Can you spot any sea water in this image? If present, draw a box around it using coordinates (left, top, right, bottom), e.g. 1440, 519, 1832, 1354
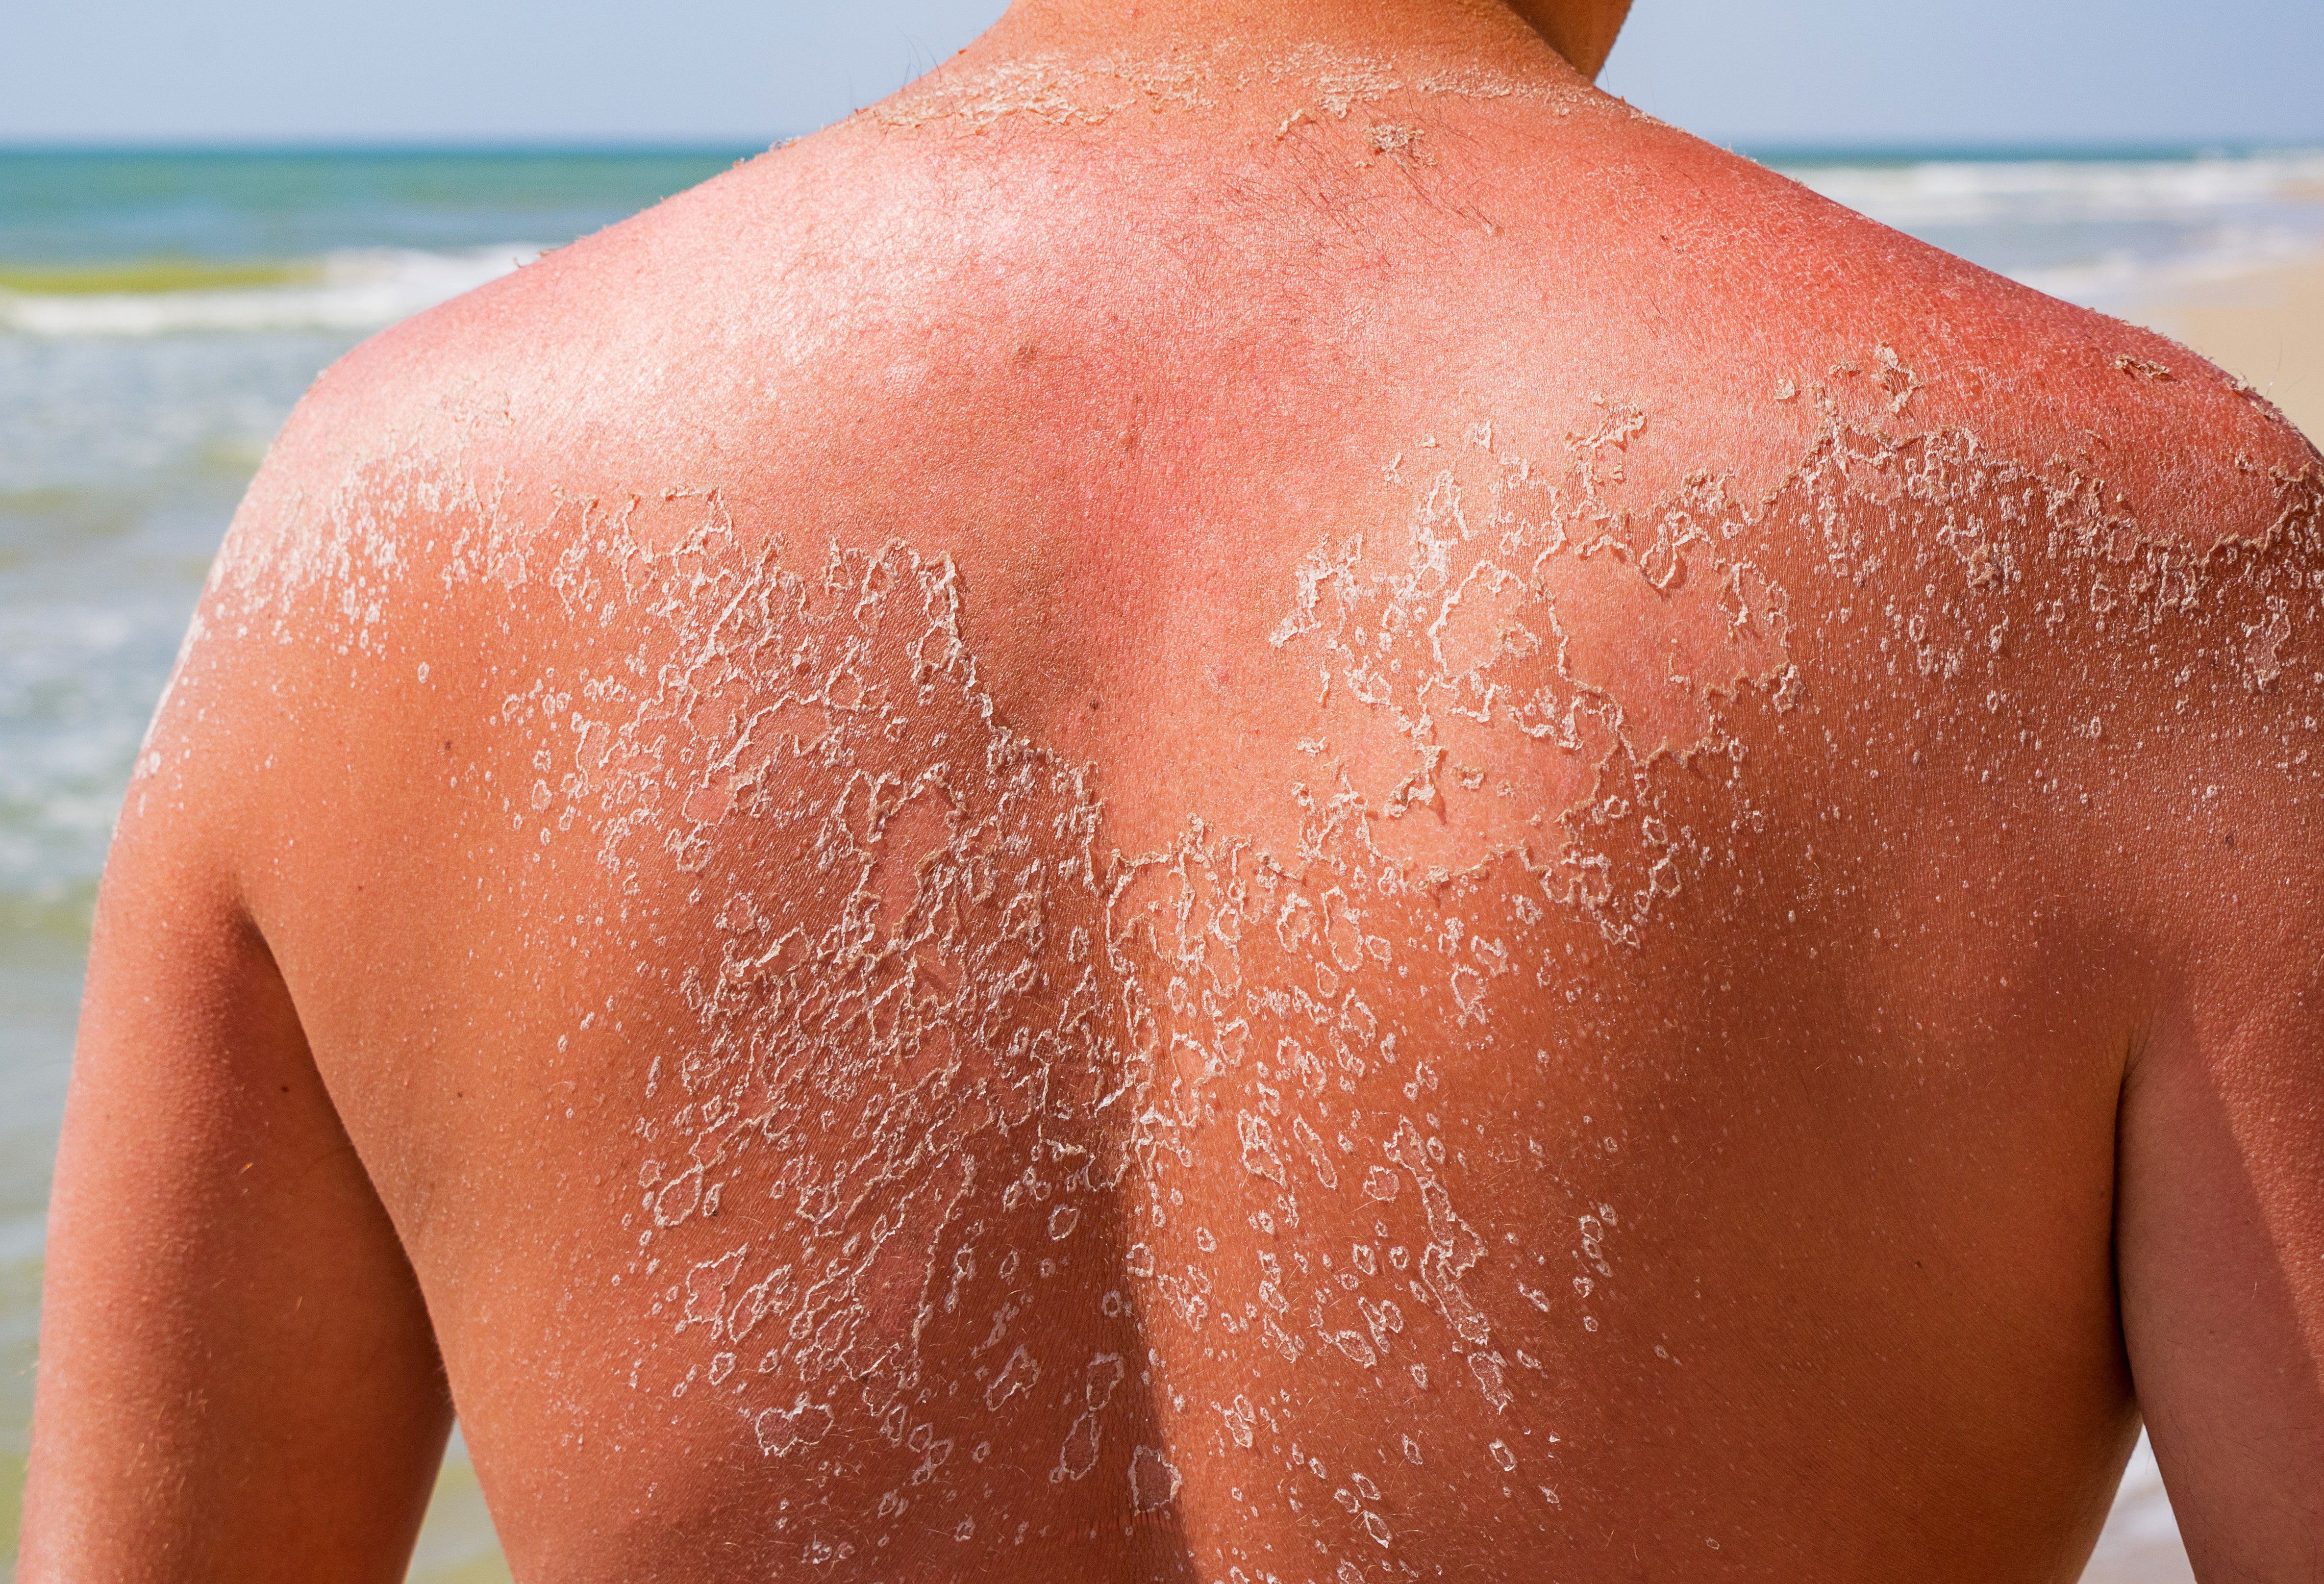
3, 140, 2319, 1581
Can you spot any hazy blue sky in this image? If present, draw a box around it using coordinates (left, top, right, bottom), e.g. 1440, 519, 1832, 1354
2, 0, 2318, 148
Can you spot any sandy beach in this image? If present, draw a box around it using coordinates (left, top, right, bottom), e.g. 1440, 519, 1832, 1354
2132, 251, 2324, 446
2076, 1433, 2195, 1584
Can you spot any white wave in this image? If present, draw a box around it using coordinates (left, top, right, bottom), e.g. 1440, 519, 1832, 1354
1774, 149, 2324, 230
2015, 230, 2324, 313
0, 244, 544, 339
1766, 148, 2324, 313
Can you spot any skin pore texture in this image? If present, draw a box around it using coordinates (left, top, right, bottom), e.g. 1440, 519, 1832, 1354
22, 1, 2324, 1581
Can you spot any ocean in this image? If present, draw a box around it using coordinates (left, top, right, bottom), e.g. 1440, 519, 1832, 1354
4, 140, 2319, 1580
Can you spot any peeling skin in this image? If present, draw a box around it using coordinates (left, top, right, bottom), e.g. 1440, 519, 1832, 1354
60, 17, 2324, 1584
154, 366, 2324, 1576
873, 40, 1608, 134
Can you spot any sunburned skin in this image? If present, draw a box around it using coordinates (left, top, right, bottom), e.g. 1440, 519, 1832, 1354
24, 6, 2324, 1583
871, 39, 1602, 130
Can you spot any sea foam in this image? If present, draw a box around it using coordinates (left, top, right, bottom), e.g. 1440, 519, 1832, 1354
0, 244, 541, 338
1775, 147, 2324, 311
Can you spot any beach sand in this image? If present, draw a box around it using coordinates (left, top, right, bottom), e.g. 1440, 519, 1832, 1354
2079, 1434, 2194, 1583
2131, 252, 2324, 447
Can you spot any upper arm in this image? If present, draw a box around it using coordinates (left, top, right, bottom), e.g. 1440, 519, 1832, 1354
20, 530, 452, 1582
2119, 940, 2324, 1579
2113, 432, 2324, 1580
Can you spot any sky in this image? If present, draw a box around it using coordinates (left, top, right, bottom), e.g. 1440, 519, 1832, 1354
1, 0, 2319, 149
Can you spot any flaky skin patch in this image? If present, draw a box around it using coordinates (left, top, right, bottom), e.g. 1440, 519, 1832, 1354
151, 366, 2324, 1574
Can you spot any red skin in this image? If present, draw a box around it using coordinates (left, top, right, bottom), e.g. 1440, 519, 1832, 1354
24, 9, 2324, 1581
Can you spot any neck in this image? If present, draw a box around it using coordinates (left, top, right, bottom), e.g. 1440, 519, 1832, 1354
979, 0, 1625, 82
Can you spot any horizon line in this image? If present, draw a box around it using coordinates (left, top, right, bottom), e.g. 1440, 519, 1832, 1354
0, 133, 2319, 162
0, 137, 786, 155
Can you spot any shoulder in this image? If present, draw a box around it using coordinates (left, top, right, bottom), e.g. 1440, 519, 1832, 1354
1582, 125, 2324, 831
250, 130, 896, 504
1548, 122, 2324, 653
1614, 118, 2315, 496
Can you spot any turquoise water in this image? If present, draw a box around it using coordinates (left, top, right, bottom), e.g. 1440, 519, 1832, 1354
0, 147, 754, 263
10, 139, 2314, 1579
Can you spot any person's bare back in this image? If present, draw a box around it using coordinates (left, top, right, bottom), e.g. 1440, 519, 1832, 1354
24, 3, 2324, 1580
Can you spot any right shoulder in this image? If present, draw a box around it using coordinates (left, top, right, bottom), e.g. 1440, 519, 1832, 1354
1615, 128, 2324, 881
